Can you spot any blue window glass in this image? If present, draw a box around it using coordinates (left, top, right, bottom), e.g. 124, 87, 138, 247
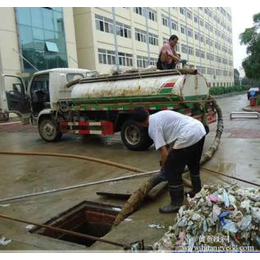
34, 41, 45, 51
55, 33, 66, 53
53, 7, 62, 12
34, 50, 47, 70
16, 7, 31, 26
44, 30, 55, 41
33, 28, 44, 40
54, 11, 64, 33
43, 8, 54, 31
16, 7, 68, 72
19, 25, 33, 46
31, 8, 43, 28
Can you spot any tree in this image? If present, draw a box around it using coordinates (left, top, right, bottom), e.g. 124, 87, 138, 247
241, 77, 250, 86
240, 13, 260, 82
234, 68, 240, 85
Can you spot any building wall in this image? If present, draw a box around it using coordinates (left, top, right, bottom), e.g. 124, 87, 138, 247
73, 7, 234, 87
0, 7, 22, 75
63, 7, 79, 68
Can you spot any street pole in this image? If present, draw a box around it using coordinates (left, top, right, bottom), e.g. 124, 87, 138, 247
144, 7, 151, 65
112, 7, 120, 71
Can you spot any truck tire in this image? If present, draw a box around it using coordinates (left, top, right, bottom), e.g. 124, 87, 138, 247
121, 120, 153, 151
38, 118, 62, 142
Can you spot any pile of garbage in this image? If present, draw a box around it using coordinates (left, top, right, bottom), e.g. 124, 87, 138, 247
153, 185, 260, 252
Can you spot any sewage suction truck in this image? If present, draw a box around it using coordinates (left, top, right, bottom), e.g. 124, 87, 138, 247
3, 68, 216, 150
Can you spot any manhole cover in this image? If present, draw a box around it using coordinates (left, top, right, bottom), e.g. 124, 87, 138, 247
31, 201, 121, 247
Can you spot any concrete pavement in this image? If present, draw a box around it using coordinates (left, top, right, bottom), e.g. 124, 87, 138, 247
0, 93, 259, 251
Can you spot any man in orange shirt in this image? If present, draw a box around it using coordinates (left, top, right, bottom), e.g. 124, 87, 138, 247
157, 35, 180, 70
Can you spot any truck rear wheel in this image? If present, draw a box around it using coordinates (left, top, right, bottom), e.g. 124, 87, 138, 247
121, 120, 153, 151
38, 118, 62, 142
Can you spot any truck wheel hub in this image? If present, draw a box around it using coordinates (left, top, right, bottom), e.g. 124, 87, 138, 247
43, 123, 55, 136
125, 125, 140, 145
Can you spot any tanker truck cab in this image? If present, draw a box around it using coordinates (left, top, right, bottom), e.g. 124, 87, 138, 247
4, 68, 93, 131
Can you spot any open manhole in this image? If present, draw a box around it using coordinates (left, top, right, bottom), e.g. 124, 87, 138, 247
31, 201, 121, 247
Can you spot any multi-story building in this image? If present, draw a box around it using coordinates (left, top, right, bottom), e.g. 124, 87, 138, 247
0, 7, 78, 88
74, 7, 234, 87
0, 7, 234, 89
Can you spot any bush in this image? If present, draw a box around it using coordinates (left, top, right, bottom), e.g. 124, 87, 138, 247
209, 85, 250, 95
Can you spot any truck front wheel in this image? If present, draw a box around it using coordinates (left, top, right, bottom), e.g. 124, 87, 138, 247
38, 118, 62, 142
121, 120, 153, 151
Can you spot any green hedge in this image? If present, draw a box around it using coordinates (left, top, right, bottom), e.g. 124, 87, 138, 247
209, 85, 250, 95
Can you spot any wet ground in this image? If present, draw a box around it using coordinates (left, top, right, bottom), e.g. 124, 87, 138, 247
0, 93, 260, 251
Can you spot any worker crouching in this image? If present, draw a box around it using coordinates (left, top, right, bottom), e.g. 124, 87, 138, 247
131, 107, 206, 214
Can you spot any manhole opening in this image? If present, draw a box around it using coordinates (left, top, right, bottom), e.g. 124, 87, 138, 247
31, 201, 121, 247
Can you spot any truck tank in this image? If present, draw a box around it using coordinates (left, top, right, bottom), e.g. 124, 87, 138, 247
70, 69, 209, 100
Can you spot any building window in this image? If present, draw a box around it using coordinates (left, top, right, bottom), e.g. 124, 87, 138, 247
171, 20, 178, 31
187, 11, 192, 19
181, 25, 185, 34
98, 48, 116, 65
199, 19, 204, 27
133, 7, 144, 16
118, 52, 133, 66
95, 15, 114, 34
148, 33, 158, 46
197, 66, 206, 74
45, 41, 58, 52
180, 7, 185, 15
137, 55, 148, 68
99, 49, 133, 67
162, 15, 169, 27
163, 37, 168, 44
206, 38, 213, 47
187, 28, 193, 38
149, 57, 157, 66
181, 44, 187, 54
135, 28, 147, 43
188, 46, 194, 55
116, 22, 131, 38
194, 15, 198, 23
16, 7, 68, 72
195, 32, 199, 41
216, 69, 222, 76
207, 53, 214, 61
196, 49, 205, 58
207, 68, 215, 75
148, 8, 157, 21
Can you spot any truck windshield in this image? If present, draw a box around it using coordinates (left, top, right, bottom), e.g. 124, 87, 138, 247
30, 74, 50, 115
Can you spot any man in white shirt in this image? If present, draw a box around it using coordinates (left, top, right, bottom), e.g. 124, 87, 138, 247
131, 107, 206, 213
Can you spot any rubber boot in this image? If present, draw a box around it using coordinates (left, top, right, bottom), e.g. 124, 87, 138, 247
185, 175, 201, 198
159, 185, 184, 214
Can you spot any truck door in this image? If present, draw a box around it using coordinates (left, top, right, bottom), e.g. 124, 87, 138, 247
4, 75, 31, 118
29, 74, 50, 116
